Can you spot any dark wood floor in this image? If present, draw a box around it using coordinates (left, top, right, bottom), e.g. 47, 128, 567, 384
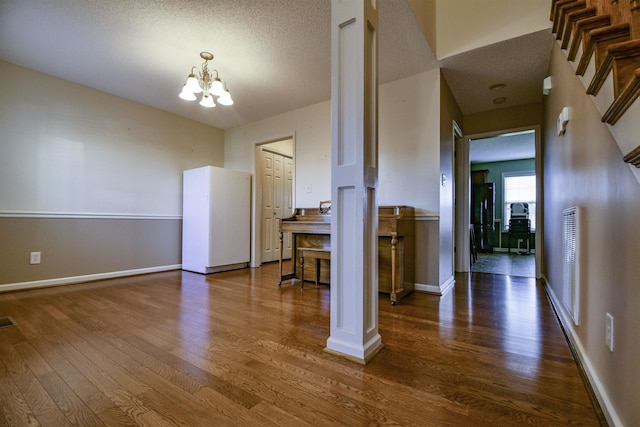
0, 264, 603, 426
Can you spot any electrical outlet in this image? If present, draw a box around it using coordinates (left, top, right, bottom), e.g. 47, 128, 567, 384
605, 312, 614, 352
30, 251, 41, 265
305, 184, 312, 193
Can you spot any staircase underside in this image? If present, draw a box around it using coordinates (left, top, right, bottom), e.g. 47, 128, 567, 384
551, 0, 640, 170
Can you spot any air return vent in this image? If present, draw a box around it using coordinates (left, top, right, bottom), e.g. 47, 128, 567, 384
0, 317, 17, 329
562, 207, 581, 325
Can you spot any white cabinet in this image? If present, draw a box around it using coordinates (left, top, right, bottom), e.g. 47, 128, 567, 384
182, 166, 251, 274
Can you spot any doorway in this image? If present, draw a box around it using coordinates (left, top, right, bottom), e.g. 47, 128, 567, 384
259, 139, 294, 264
456, 127, 541, 278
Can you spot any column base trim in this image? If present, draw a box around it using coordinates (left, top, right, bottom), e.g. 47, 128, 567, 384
325, 334, 384, 365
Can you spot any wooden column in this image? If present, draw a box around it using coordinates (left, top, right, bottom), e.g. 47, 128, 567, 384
325, 0, 382, 364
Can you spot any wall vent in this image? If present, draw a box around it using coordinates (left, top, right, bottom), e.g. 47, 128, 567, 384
562, 207, 581, 325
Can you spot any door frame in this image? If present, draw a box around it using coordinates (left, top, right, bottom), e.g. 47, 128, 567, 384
455, 125, 542, 278
452, 122, 466, 273
253, 136, 295, 267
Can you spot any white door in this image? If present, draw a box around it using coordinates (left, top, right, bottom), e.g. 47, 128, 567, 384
261, 149, 293, 262
283, 156, 293, 258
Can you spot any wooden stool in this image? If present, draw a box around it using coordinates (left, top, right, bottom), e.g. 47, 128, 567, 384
298, 247, 330, 289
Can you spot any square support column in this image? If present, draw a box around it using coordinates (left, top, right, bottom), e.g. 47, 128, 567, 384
325, 0, 382, 364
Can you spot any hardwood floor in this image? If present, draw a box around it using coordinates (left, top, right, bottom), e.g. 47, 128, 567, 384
0, 264, 603, 426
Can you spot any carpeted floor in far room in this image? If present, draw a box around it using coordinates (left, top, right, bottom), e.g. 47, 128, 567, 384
471, 251, 535, 277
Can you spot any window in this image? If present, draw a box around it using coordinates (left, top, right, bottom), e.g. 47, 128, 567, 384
503, 171, 536, 231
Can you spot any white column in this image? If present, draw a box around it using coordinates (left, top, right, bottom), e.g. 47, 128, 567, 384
325, 0, 382, 364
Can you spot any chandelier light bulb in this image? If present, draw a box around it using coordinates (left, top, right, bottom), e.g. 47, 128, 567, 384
178, 85, 197, 101
185, 74, 202, 94
210, 77, 225, 97
199, 93, 216, 108
217, 89, 233, 106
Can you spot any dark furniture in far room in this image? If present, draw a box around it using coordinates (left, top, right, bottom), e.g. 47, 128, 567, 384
508, 218, 531, 254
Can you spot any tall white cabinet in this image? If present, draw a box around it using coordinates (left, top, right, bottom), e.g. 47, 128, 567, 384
182, 166, 251, 274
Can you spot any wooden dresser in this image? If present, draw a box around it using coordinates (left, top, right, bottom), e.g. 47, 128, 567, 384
278, 205, 415, 304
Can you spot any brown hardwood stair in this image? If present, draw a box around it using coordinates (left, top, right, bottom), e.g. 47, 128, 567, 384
563, 6, 597, 50
568, 14, 612, 62
551, 0, 640, 168
556, 1, 588, 42
552, 0, 587, 40
603, 66, 640, 124
579, 23, 630, 78
623, 143, 640, 166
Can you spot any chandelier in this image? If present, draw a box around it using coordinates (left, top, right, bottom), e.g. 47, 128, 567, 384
179, 51, 233, 108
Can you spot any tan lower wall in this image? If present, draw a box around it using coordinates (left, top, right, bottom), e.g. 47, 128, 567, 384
414, 218, 439, 289
0, 217, 181, 286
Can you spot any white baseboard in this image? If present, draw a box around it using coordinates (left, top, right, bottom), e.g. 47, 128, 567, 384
414, 276, 455, 296
414, 283, 439, 293
542, 276, 622, 427
0, 264, 182, 293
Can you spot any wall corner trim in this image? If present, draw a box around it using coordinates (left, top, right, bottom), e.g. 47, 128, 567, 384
415, 276, 455, 296
0, 265, 182, 293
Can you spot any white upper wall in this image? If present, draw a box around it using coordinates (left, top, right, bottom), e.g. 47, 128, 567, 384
0, 61, 225, 217
224, 100, 331, 208
378, 70, 441, 214
225, 69, 442, 216
435, 0, 550, 59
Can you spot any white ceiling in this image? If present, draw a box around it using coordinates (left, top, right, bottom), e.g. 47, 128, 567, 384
470, 131, 536, 164
0, 0, 553, 131
440, 30, 554, 115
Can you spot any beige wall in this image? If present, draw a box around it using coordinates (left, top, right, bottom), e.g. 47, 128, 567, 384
0, 61, 225, 286
225, 70, 442, 288
0, 218, 180, 286
225, 101, 331, 208
407, 0, 436, 54
435, 0, 551, 59
543, 43, 640, 426
464, 102, 543, 136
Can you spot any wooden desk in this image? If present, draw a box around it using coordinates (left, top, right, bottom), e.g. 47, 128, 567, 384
278, 206, 415, 304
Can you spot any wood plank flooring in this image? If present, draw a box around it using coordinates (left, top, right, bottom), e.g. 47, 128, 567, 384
0, 264, 603, 426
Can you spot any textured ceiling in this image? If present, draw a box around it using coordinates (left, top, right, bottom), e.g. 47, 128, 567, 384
0, 1, 551, 130
440, 30, 554, 115
470, 131, 536, 163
